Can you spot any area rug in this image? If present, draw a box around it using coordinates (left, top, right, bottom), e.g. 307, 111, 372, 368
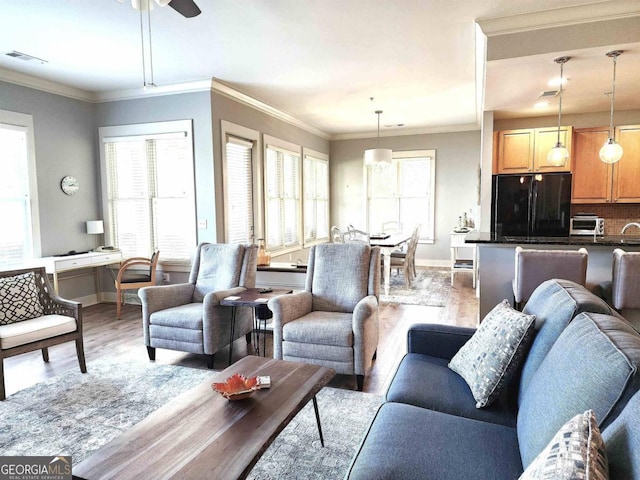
381, 268, 451, 307
0, 356, 382, 479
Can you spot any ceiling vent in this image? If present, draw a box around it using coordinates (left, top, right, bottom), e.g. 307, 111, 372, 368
538, 90, 559, 99
4, 51, 48, 64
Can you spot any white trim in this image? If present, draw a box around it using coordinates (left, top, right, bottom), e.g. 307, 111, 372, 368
332, 123, 480, 140
263, 135, 302, 156
477, 3, 640, 37
0, 109, 41, 258
220, 120, 263, 243
94, 79, 212, 102
212, 80, 330, 140
303, 148, 329, 161
0, 67, 94, 102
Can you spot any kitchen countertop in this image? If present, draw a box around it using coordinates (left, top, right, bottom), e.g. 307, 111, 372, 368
465, 232, 640, 247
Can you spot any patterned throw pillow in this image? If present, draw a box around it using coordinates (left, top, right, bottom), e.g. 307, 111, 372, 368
449, 299, 536, 408
0, 272, 44, 325
520, 410, 609, 480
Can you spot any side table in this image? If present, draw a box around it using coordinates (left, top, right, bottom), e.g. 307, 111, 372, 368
221, 288, 293, 364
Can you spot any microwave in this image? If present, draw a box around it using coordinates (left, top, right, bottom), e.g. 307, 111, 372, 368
570, 216, 605, 236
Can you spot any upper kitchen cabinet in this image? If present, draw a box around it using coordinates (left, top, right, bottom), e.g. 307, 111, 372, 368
495, 127, 572, 174
612, 125, 640, 203
572, 127, 613, 204
572, 124, 640, 204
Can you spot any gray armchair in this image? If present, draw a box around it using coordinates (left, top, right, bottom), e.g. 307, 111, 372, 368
139, 242, 257, 368
267, 243, 380, 391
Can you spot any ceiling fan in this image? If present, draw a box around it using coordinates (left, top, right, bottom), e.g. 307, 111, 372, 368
119, 0, 201, 18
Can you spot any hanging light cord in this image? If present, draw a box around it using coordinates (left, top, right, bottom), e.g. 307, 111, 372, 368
147, 3, 155, 86
375, 110, 382, 147
139, 7, 146, 86
608, 53, 618, 140
556, 60, 564, 146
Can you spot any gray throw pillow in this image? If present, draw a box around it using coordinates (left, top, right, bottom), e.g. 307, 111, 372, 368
0, 272, 44, 325
519, 410, 609, 480
449, 299, 536, 408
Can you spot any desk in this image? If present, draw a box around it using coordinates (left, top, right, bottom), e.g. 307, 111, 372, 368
40, 251, 123, 293
450, 232, 477, 288
370, 233, 412, 295
220, 288, 293, 364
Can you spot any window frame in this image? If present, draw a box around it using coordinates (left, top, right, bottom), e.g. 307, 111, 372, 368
302, 147, 330, 248
0, 109, 41, 264
365, 149, 436, 243
220, 120, 262, 244
263, 135, 302, 257
98, 120, 197, 265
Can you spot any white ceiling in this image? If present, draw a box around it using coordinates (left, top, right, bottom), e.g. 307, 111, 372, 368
1, 0, 639, 137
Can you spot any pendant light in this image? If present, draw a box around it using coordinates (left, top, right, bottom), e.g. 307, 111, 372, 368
364, 110, 392, 166
547, 56, 570, 167
599, 50, 623, 164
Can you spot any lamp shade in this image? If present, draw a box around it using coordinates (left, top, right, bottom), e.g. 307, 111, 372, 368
364, 148, 392, 165
599, 139, 623, 164
547, 144, 570, 167
86, 220, 104, 235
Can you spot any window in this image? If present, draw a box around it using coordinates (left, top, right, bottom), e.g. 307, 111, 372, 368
366, 149, 436, 242
264, 136, 301, 255
99, 121, 196, 263
221, 121, 261, 245
303, 148, 329, 247
0, 110, 40, 266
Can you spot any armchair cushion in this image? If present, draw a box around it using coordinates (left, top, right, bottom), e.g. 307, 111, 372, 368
149, 303, 203, 330
283, 311, 353, 347
308, 243, 371, 312
0, 314, 76, 349
0, 272, 44, 324
449, 300, 536, 408
193, 243, 245, 302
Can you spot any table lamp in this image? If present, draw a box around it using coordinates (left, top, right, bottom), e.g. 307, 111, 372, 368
86, 220, 104, 251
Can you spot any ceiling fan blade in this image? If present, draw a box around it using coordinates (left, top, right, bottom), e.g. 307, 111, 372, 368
168, 0, 201, 17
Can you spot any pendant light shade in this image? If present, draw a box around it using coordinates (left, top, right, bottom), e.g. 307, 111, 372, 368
364, 110, 392, 166
547, 56, 570, 167
599, 50, 623, 164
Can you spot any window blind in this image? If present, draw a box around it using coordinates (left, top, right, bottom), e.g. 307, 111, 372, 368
303, 154, 329, 245
225, 135, 254, 244
0, 124, 32, 265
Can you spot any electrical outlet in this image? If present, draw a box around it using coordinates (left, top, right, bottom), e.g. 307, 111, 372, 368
198, 219, 207, 229
162, 273, 170, 283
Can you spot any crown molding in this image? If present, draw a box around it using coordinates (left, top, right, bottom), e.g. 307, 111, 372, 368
210, 79, 331, 140
93, 79, 212, 102
477, 1, 640, 37
0, 67, 94, 102
331, 123, 480, 141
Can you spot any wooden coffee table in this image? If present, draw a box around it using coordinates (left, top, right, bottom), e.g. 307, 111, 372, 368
73, 356, 335, 480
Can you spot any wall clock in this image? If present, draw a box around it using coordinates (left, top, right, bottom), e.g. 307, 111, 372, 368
60, 175, 79, 196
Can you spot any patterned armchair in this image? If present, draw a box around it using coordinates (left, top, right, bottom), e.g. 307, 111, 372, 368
139, 242, 257, 368
0, 267, 86, 400
267, 243, 380, 390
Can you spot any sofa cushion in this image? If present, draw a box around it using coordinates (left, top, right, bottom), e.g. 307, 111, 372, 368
602, 390, 640, 480
0, 272, 44, 325
346, 402, 523, 480
519, 410, 608, 480
518, 312, 640, 468
0, 315, 76, 349
519, 279, 621, 405
449, 300, 536, 408
386, 353, 517, 427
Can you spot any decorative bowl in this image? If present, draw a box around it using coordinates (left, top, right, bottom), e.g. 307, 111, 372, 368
212, 374, 259, 400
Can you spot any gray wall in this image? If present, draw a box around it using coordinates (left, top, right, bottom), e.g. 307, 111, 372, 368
330, 130, 481, 263
1, 81, 98, 258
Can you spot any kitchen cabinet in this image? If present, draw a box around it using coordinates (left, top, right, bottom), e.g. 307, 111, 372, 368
612, 125, 640, 203
572, 125, 640, 203
495, 126, 572, 174
572, 127, 613, 203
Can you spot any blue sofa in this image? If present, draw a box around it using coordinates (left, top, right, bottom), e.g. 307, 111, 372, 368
347, 279, 640, 479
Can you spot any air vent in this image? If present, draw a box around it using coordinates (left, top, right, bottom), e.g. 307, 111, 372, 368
538, 90, 559, 99
4, 51, 48, 64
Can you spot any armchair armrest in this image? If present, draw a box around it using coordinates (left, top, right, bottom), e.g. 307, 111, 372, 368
407, 323, 476, 360
203, 287, 247, 308
352, 295, 378, 330
139, 283, 195, 316
267, 291, 312, 326
352, 295, 379, 376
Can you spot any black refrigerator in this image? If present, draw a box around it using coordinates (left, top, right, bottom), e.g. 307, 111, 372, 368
491, 173, 572, 237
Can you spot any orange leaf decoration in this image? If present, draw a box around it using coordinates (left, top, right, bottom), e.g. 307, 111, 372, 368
212, 374, 259, 399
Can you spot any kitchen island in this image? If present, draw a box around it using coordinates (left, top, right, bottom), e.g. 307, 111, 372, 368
466, 232, 640, 319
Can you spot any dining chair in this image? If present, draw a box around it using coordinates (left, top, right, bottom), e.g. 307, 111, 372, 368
331, 226, 344, 243
382, 221, 402, 234
344, 228, 370, 244
115, 251, 160, 319
390, 224, 421, 287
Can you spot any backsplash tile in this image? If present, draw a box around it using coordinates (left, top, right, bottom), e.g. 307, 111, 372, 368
571, 204, 640, 235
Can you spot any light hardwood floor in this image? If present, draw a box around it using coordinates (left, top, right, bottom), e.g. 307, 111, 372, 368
2, 268, 478, 398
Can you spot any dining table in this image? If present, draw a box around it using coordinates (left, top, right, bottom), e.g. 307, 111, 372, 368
370, 232, 412, 295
